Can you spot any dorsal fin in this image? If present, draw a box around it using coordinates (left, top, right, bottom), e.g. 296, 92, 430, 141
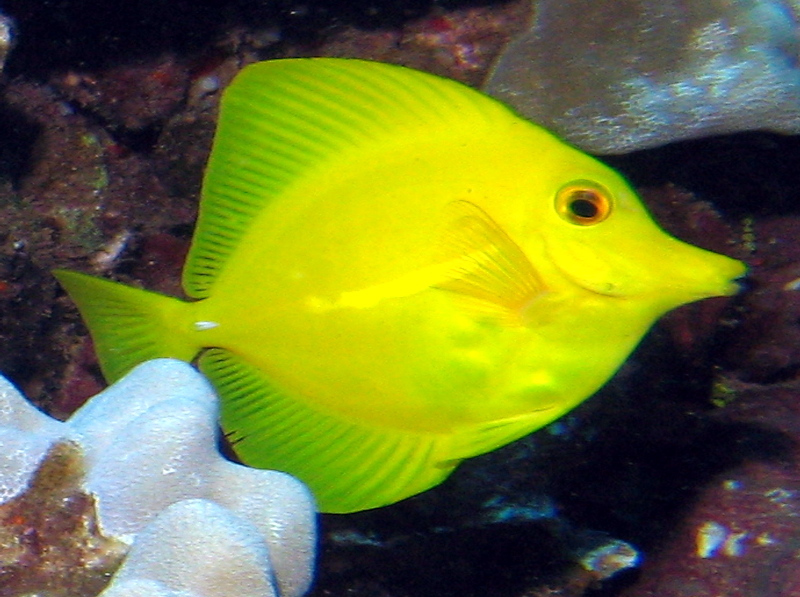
183, 58, 520, 298
434, 200, 547, 324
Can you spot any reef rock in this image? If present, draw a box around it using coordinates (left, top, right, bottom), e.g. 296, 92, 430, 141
485, 0, 800, 153
0, 358, 316, 597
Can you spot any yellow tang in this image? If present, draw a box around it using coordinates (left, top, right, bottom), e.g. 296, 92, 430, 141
55, 58, 746, 513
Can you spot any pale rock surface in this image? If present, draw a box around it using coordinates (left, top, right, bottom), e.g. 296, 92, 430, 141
0, 358, 316, 597
486, 0, 800, 153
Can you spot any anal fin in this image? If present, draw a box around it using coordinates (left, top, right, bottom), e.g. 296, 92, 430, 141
199, 348, 461, 513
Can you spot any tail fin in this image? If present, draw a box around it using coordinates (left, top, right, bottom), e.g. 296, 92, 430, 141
54, 269, 197, 383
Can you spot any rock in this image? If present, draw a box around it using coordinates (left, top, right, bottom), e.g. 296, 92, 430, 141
0, 358, 316, 597
485, 0, 800, 153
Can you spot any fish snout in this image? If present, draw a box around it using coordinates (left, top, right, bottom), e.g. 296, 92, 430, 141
547, 234, 747, 305
656, 241, 747, 304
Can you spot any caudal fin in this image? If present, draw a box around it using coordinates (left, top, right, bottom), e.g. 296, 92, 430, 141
54, 269, 196, 383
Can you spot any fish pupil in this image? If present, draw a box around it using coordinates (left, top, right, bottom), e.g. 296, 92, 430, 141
569, 195, 600, 219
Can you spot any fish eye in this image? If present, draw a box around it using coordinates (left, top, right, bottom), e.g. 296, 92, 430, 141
555, 182, 612, 226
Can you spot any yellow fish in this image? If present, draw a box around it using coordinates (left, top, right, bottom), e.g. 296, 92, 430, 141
54, 58, 745, 513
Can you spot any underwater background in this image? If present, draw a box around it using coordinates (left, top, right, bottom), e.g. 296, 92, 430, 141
1, 0, 800, 595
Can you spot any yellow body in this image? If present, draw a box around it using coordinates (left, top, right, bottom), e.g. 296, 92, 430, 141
55, 58, 746, 512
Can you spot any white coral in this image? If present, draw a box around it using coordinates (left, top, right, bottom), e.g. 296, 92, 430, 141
0, 358, 316, 597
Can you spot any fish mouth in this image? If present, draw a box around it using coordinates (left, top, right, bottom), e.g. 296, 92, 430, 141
730, 274, 751, 294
